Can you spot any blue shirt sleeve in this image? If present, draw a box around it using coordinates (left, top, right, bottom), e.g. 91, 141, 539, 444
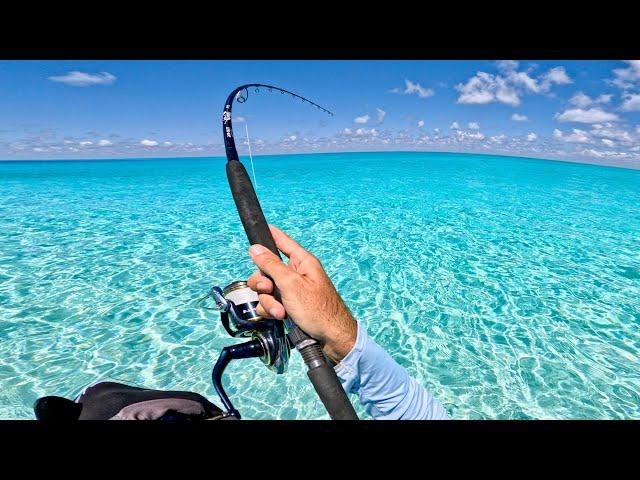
334, 322, 449, 420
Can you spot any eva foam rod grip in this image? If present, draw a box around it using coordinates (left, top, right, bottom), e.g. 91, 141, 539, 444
226, 160, 280, 257
307, 362, 359, 420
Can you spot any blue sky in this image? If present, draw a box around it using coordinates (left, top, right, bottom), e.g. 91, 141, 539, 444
1, 60, 640, 167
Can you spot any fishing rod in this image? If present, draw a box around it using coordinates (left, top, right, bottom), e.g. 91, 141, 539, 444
202, 84, 358, 420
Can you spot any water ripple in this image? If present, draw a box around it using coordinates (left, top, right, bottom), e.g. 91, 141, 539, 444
1, 153, 639, 419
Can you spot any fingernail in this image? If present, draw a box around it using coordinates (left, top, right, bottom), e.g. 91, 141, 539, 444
257, 282, 266, 290
250, 244, 266, 255
269, 307, 281, 318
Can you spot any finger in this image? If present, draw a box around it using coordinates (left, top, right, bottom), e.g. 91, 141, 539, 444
247, 271, 274, 293
249, 244, 298, 287
268, 225, 310, 260
256, 294, 286, 319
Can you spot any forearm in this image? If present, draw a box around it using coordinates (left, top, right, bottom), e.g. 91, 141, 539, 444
334, 322, 449, 420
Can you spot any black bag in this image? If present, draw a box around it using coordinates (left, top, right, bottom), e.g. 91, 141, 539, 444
34, 381, 231, 421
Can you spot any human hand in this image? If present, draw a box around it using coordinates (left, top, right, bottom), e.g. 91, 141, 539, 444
247, 225, 357, 363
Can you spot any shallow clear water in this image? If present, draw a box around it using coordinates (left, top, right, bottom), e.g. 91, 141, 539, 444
1, 152, 639, 419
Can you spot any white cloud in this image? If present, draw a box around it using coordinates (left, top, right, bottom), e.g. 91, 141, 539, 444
376, 108, 387, 124
353, 128, 379, 137
601, 138, 615, 147
343, 128, 352, 135
598, 94, 613, 104
234, 116, 246, 123
353, 114, 370, 124
569, 92, 594, 108
526, 132, 538, 141
455, 130, 484, 141
456, 72, 519, 106
489, 134, 506, 144
468, 122, 480, 130
553, 128, 591, 143
554, 108, 619, 123
5, 135, 222, 158
569, 91, 613, 108
509, 71, 541, 93
539, 67, 572, 91
450, 121, 460, 130
456, 65, 572, 107
496, 60, 519, 72
418, 120, 425, 128
580, 148, 631, 159
403, 79, 434, 99
610, 60, 640, 90
620, 93, 640, 111
48, 71, 117, 87
590, 123, 634, 143
511, 113, 528, 122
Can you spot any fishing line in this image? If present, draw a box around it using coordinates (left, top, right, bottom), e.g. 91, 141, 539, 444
244, 122, 258, 193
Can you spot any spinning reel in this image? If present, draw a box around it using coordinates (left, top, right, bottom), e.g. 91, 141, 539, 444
200, 281, 290, 418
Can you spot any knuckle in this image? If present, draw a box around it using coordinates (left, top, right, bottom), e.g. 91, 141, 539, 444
247, 272, 259, 285
259, 293, 275, 307
309, 253, 322, 266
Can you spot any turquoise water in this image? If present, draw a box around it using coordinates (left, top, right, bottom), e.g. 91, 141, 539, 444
1, 152, 639, 419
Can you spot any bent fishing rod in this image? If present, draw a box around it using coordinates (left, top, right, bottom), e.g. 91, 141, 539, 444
202, 84, 358, 420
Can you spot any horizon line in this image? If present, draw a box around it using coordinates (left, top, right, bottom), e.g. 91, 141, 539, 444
1, 149, 638, 172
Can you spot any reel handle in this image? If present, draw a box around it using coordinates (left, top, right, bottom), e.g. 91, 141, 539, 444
212, 339, 265, 419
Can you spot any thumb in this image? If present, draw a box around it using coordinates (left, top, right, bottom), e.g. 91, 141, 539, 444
249, 244, 296, 286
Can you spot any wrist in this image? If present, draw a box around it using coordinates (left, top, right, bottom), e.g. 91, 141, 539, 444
322, 312, 357, 363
